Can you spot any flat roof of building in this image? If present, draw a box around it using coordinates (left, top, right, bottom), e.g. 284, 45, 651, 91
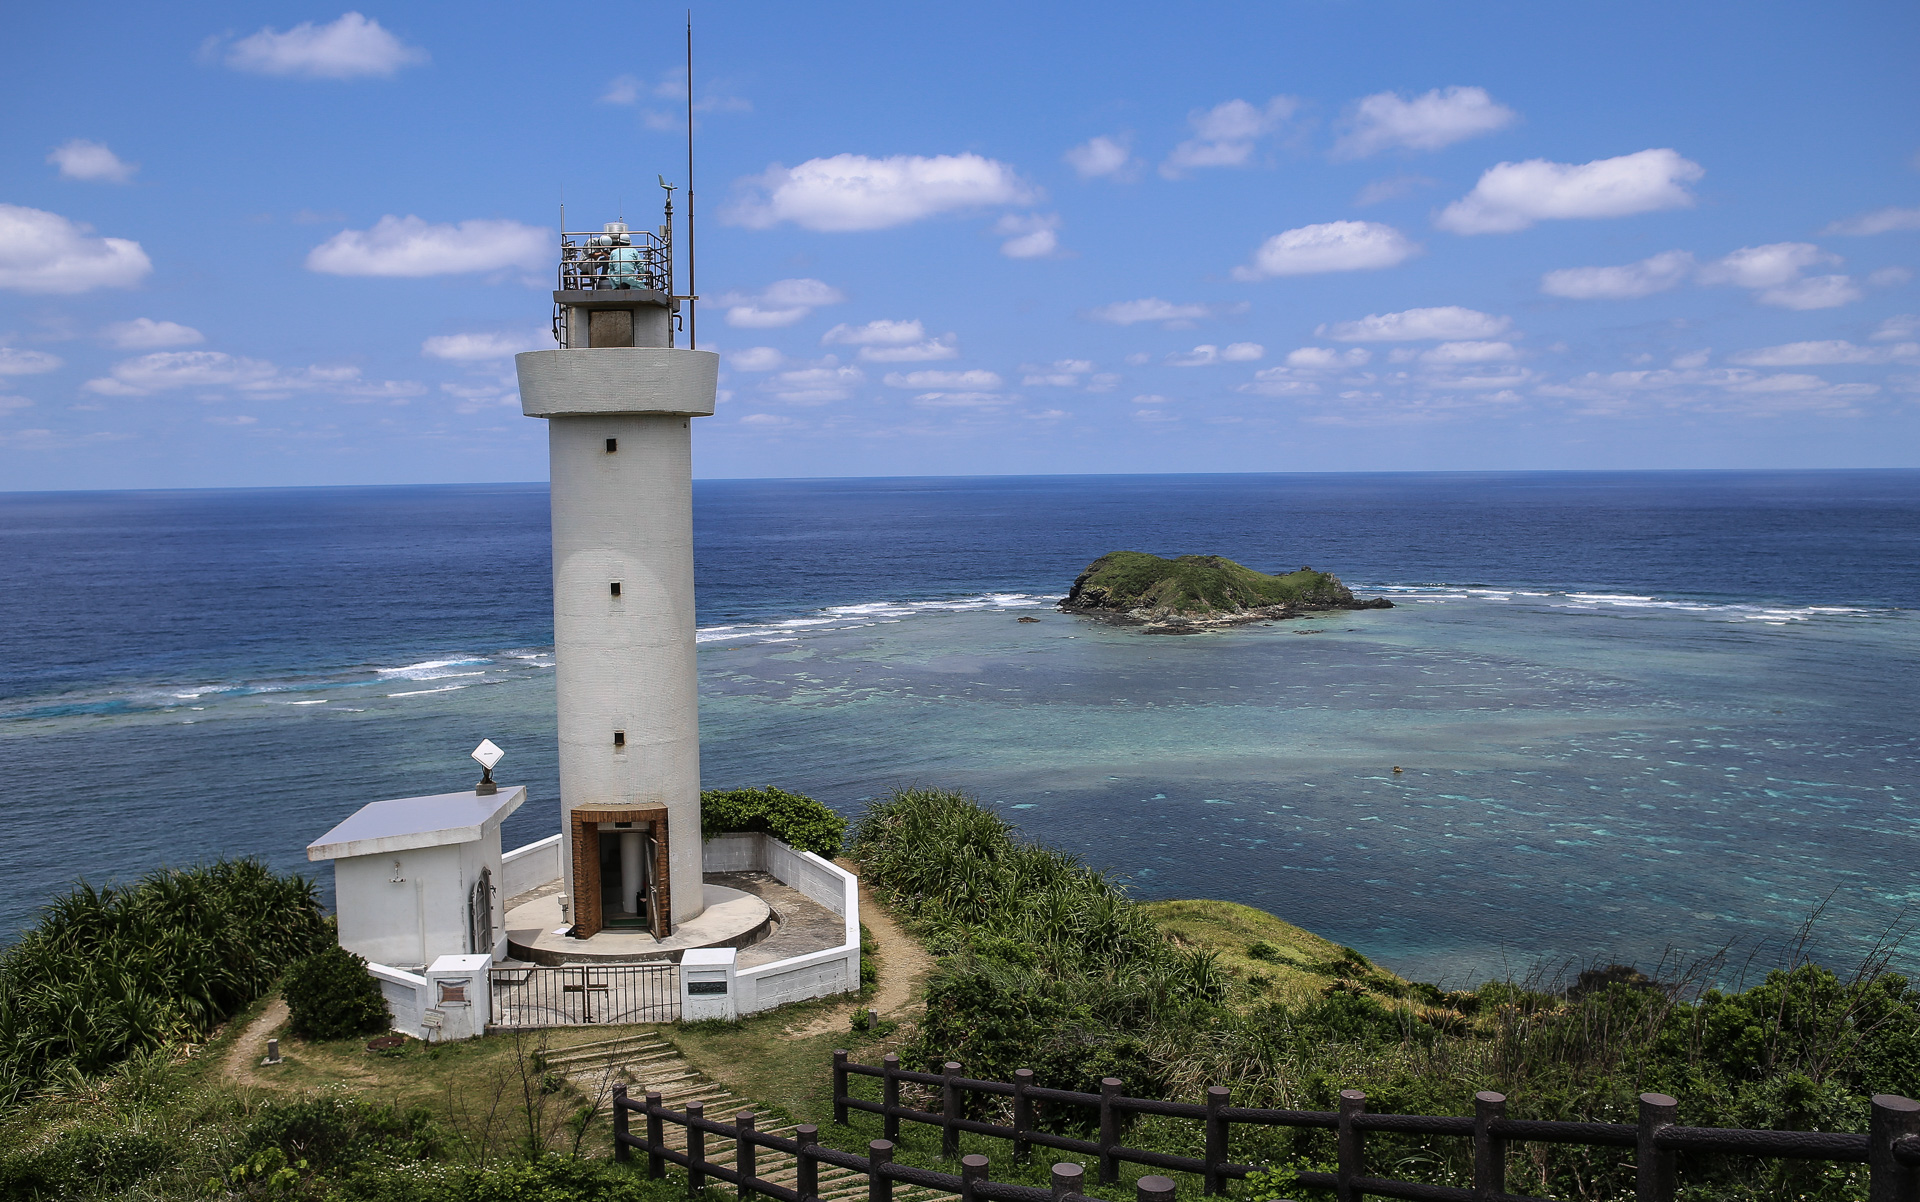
306, 786, 526, 861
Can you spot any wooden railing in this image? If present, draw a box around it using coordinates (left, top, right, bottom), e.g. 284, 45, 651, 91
612, 1085, 1176, 1202
828, 1052, 1920, 1202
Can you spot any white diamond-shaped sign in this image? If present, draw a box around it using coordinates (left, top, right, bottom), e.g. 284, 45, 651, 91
471, 739, 504, 770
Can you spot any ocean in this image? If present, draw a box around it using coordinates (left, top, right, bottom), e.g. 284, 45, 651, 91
2, 471, 1916, 986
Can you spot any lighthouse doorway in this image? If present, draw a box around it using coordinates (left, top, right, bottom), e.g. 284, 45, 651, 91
568, 805, 671, 940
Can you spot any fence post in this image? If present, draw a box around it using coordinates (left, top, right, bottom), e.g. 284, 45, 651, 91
1204, 1086, 1230, 1196
1472, 1090, 1505, 1200
869, 1139, 895, 1202
797, 1125, 819, 1202
613, 1084, 631, 1162
883, 1053, 901, 1142
1137, 1176, 1177, 1202
647, 1092, 665, 1180
1869, 1094, 1920, 1202
581, 964, 593, 1023
1636, 1092, 1677, 1202
834, 1050, 850, 1125
1099, 1078, 1123, 1185
737, 1111, 757, 1200
943, 1061, 963, 1158
1052, 1162, 1085, 1202
961, 1153, 989, 1202
1013, 1069, 1035, 1164
687, 1101, 707, 1195
1337, 1089, 1366, 1202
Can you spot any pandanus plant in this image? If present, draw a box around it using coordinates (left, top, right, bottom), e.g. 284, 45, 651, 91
0, 858, 329, 1107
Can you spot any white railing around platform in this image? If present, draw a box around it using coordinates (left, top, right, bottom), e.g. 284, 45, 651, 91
498, 829, 863, 1019
701, 832, 862, 1015
501, 832, 563, 900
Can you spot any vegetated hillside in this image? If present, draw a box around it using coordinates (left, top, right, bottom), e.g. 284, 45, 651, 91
1140, 899, 1411, 1009
0, 860, 330, 1109
852, 787, 1920, 1202
1058, 552, 1389, 629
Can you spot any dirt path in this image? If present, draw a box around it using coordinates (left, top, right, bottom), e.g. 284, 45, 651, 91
784, 864, 934, 1038
221, 997, 289, 1085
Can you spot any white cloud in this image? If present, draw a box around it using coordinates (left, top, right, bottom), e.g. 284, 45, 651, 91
1317, 306, 1511, 342
996, 213, 1062, 259
47, 139, 137, 183
911, 391, 1009, 409
1672, 349, 1712, 369
0, 204, 152, 294
823, 319, 924, 346
1232, 221, 1419, 279
769, 363, 864, 404
1084, 298, 1216, 327
103, 318, 204, 349
1420, 340, 1518, 364
1021, 359, 1097, 386
1698, 243, 1834, 289
1729, 340, 1918, 366
83, 350, 422, 400
1540, 250, 1696, 300
1758, 275, 1864, 310
719, 278, 846, 328
223, 12, 427, 79
883, 369, 1004, 390
1872, 315, 1920, 341
1435, 149, 1703, 234
1161, 97, 1299, 177
727, 347, 785, 372
1869, 267, 1913, 287
1285, 347, 1372, 369
1065, 135, 1137, 180
600, 74, 644, 105
421, 330, 545, 360
1237, 368, 1323, 397
0, 347, 63, 375
725, 153, 1033, 231
1166, 343, 1264, 367
1332, 86, 1517, 159
0, 395, 31, 412
1824, 207, 1920, 236
856, 337, 958, 363
306, 216, 548, 276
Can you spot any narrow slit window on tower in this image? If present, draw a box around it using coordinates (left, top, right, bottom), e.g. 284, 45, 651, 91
613, 731, 626, 748
605, 438, 618, 453
610, 581, 622, 597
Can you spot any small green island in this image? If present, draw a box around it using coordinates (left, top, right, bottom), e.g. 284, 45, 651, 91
1059, 551, 1393, 631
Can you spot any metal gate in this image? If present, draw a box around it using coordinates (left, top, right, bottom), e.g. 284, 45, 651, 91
489, 963, 679, 1027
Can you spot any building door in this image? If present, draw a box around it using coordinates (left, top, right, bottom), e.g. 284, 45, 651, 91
468, 866, 494, 955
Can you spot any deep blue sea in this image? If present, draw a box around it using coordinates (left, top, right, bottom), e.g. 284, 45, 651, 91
2, 471, 1917, 985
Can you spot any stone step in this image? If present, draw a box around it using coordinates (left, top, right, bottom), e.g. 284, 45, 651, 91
547, 1044, 675, 1067
544, 1033, 671, 1058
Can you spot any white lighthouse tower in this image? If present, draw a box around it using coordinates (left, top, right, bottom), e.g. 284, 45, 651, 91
514, 207, 717, 940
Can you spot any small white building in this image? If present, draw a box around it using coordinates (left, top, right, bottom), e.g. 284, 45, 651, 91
307, 786, 526, 969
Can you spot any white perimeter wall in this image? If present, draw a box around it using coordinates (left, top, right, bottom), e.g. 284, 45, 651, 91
502, 833, 563, 900
701, 832, 860, 1015
495, 830, 862, 1018
369, 963, 428, 1039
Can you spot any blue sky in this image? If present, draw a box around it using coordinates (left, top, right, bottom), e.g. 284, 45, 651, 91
2, 1, 1917, 489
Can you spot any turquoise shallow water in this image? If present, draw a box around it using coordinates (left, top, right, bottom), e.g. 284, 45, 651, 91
3, 473, 1917, 985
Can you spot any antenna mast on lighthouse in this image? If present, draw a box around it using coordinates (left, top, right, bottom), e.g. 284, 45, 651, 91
685, 11, 698, 350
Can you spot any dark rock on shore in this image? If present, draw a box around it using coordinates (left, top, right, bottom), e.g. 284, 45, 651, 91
1058, 551, 1394, 632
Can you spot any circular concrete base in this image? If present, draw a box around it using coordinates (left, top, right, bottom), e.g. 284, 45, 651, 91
504, 884, 773, 965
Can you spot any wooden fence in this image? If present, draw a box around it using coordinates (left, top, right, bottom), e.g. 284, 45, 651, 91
827, 1051, 1920, 1202
613, 1085, 1167, 1202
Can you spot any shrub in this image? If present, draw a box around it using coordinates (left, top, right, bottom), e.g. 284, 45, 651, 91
0, 858, 330, 1106
0, 1127, 174, 1198
283, 945, 391, 1041
241, 1095, 442, 1176
700, 787, 846, 858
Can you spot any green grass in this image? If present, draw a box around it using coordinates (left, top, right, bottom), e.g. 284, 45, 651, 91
1062, 552, 1352, 615
1140, 899, 1409, 1008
